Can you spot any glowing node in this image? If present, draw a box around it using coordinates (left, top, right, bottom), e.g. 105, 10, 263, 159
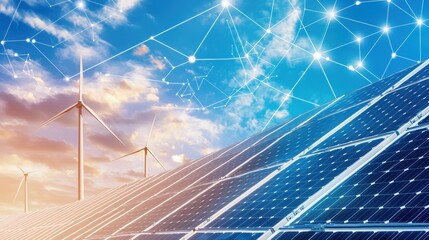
387, 0, 391, 2
14, 53, 18, 57
313, 52, 322, 60
119, 9, 123, 13
266, 28, 271, 34
245, 53, 249, 58
327, 9, 336, 20
149, 36, 154, 40
77, 1, 85, 9
355, 1, 361, 5
26, 38, 30, 43
356, 37, 362, 43
188, 56, 196, 63
65, 77, 70, 81
31, 39, 36, 43
0, 40, 4, 45
348, 65, 356, 71
417, 19, 423, 26
325, 57, 331, 61
382, 26, 389, 33
13, 75, 18, 79
221, 0, 230, 8
357, 61, 363, 67
391, 52, 397, 59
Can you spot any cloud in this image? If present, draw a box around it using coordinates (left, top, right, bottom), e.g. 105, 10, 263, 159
134, 44, 150, 56
149, 55, 166, 71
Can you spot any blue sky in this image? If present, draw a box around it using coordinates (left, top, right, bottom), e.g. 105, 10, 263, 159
0, 0, 428, 216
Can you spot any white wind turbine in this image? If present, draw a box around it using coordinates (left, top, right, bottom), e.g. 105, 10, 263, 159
113, 115, 167, 178
40, 56, 124, 201
14, 167, 38, 214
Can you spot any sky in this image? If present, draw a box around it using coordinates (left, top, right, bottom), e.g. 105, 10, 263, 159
0, 0, 428, 217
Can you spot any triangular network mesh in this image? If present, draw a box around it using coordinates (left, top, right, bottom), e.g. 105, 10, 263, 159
0, 61, 429, 240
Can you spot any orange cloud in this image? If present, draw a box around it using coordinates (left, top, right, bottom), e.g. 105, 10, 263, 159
133, 44, 150, 56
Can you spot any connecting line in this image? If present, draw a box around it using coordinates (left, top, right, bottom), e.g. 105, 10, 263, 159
318, 60, 337, 99
2, 45, 16, 76
31, 7, 78, 39
45, 0, 70, 7
53, 14, 114, 47
262, 60, 314, 131
32, 43, 66, 77
3, 0, 23, 40
193, 7, 225, 56
151, 38, 189, 58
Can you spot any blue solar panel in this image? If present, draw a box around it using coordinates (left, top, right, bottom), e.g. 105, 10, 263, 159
206, 139, 382, 229
229, 104, 366, 177
316, 79, 429, 150
147, 167, 277, 232
294, 128, 429, 225
318, 64, 420, 118
403, 63, 429, 86
271, 231, 429, 240
188, 232, 263, 240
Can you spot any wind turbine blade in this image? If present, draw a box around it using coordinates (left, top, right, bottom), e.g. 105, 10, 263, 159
79, 55, 83, 101
147, 148, 167, 171
39, 103, 77, 128
13, 177, 24, 202
82, 104, 125, 146
28, 170, 40, 174
17, 166, 25, 174
146, 114, 157, 147
111, 148, 145, 161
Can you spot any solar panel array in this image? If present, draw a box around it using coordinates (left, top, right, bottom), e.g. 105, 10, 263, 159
0, 60, 429, 240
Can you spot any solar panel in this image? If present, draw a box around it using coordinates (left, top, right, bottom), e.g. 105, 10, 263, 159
402, 63, 429, 86
271, 231, 429, 240
229, 104, 366, 177
315, 79, 429, 150
317, 63, 420, 117
294, 128, 429, 226
118, 167, 277, 233
205, 139, 382, 229
188, 232, 263, 240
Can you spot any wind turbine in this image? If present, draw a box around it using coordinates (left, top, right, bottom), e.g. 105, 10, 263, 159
40, 55, 124, 201
14, 167, 38, 214
113, 115, 167, 177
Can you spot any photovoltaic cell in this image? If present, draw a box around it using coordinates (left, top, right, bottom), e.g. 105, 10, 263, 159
230, 104, 365, 177
316, 79, 429, 150
148, 167, 277, 232
206, 139, 382, 229
188, 232, 263, 240
271, 231, 429, 240
294, 128, 429, 225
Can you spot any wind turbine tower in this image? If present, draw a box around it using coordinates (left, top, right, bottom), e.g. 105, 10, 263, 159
114, 115, 167, 177
14, 167, 37, 214
40, 56, 124, 200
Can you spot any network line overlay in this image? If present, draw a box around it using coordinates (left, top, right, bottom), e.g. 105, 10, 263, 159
1, 58, 429, 239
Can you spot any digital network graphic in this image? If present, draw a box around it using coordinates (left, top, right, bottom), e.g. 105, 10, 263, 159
0, 0, 428, 222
